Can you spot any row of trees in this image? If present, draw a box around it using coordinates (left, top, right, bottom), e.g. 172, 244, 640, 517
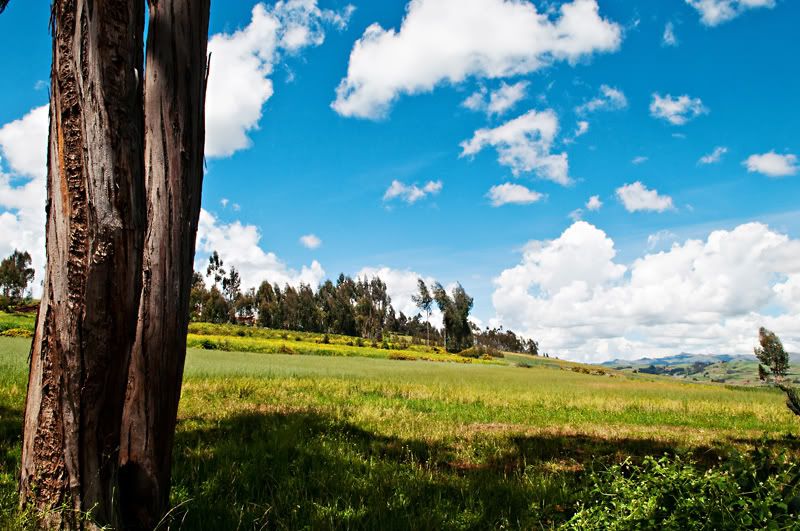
189, 252, 539, 355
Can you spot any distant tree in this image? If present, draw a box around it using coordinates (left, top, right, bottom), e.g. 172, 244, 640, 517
283, 285, 301, 330
333, 274, 358, 336
474, 325, 539, 355
206, 251, 226, 288
255, 281, 278, 328
189, 271, 207, 321
755, 327, 800, 419
755, 327, 789, 383
222, 266, 242, 304
317, 279, 337, 333
234, 288, 257, 323
0, 249, 35, 304
297, 283, 320, 331
201, 287, 229, 324
412, 279, 434, 345
433, 282, 474, 353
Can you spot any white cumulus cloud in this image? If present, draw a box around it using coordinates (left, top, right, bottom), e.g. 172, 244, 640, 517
616, 182, 674, 213
206, 1, 352, 157
463, 81, 529, 116
332, 0, 621, 119
461, 109, 570, 185
487, 183, 544, 207
650, 93, 708, 125
575, 84, 627, 115
686, 0, 775, 26
744, 152, 798, 177
699, 146, 728, 165
0, 105, 49, 291
586, 195, 602, 211
662, 22, 678, 46
574, 121, 590, 138
383, 179, 442, 204
196, 209, 325, 289
299, 233, 322, 249
492, 221, 800, 362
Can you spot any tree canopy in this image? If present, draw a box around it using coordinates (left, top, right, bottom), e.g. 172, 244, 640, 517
0, 250, 35, 305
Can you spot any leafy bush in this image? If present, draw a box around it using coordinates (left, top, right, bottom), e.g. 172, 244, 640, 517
566, 450, 800, 530
199, 338, 217, 350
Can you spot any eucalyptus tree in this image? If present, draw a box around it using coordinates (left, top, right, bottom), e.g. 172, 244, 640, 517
9, 0, 212, 528
433, 282, 474, 353
0, 250, 35, 303
412, 279, 434, 345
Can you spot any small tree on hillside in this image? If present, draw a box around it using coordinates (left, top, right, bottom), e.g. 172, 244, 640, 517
412, 279, 433, 345
0, 249, 35, 305
755, 327, 789, 384
755, 327, 800, 418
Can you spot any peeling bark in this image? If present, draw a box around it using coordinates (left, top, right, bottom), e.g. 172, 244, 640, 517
19, 0, 145, 528
119, 1, 210, 528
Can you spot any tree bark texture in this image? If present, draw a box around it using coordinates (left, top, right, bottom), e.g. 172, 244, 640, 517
19, 0, 145, 528
119, 1, 210, 528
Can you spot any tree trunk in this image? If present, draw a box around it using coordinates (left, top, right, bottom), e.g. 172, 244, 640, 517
19, 0, 145, 528
118, 1, 210, 528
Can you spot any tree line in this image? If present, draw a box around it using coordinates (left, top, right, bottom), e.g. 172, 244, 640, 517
190, 251, 539, 355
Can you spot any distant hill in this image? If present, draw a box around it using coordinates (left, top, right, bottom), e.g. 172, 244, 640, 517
598, 352, 800, 386
599, 352, 754, 369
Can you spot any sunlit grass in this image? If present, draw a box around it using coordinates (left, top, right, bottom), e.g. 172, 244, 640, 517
1, 336, 797, 528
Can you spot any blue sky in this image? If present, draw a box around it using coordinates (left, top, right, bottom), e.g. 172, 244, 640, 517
1, 0, 799, 361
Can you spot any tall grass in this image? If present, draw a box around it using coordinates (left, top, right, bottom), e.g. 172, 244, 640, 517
1, 337, 798, 528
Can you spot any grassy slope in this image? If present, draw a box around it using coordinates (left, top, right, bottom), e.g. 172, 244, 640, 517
1, 336, 798, 528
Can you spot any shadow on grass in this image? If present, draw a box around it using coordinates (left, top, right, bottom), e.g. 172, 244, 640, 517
0, 404, 772, 530
0, 404, 22, 469
167, 410, 724, 530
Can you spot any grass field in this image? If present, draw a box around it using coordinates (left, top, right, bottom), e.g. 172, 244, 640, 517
2, 330, 800, 529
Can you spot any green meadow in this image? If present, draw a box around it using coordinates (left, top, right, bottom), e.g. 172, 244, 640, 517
2, 318, 800, 528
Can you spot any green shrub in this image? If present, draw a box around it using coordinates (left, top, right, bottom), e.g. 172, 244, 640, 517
566, 450, 800, 530
199, 338, 217, 350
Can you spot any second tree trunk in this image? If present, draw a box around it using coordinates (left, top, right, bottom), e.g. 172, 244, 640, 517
118, 1, 211, 528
